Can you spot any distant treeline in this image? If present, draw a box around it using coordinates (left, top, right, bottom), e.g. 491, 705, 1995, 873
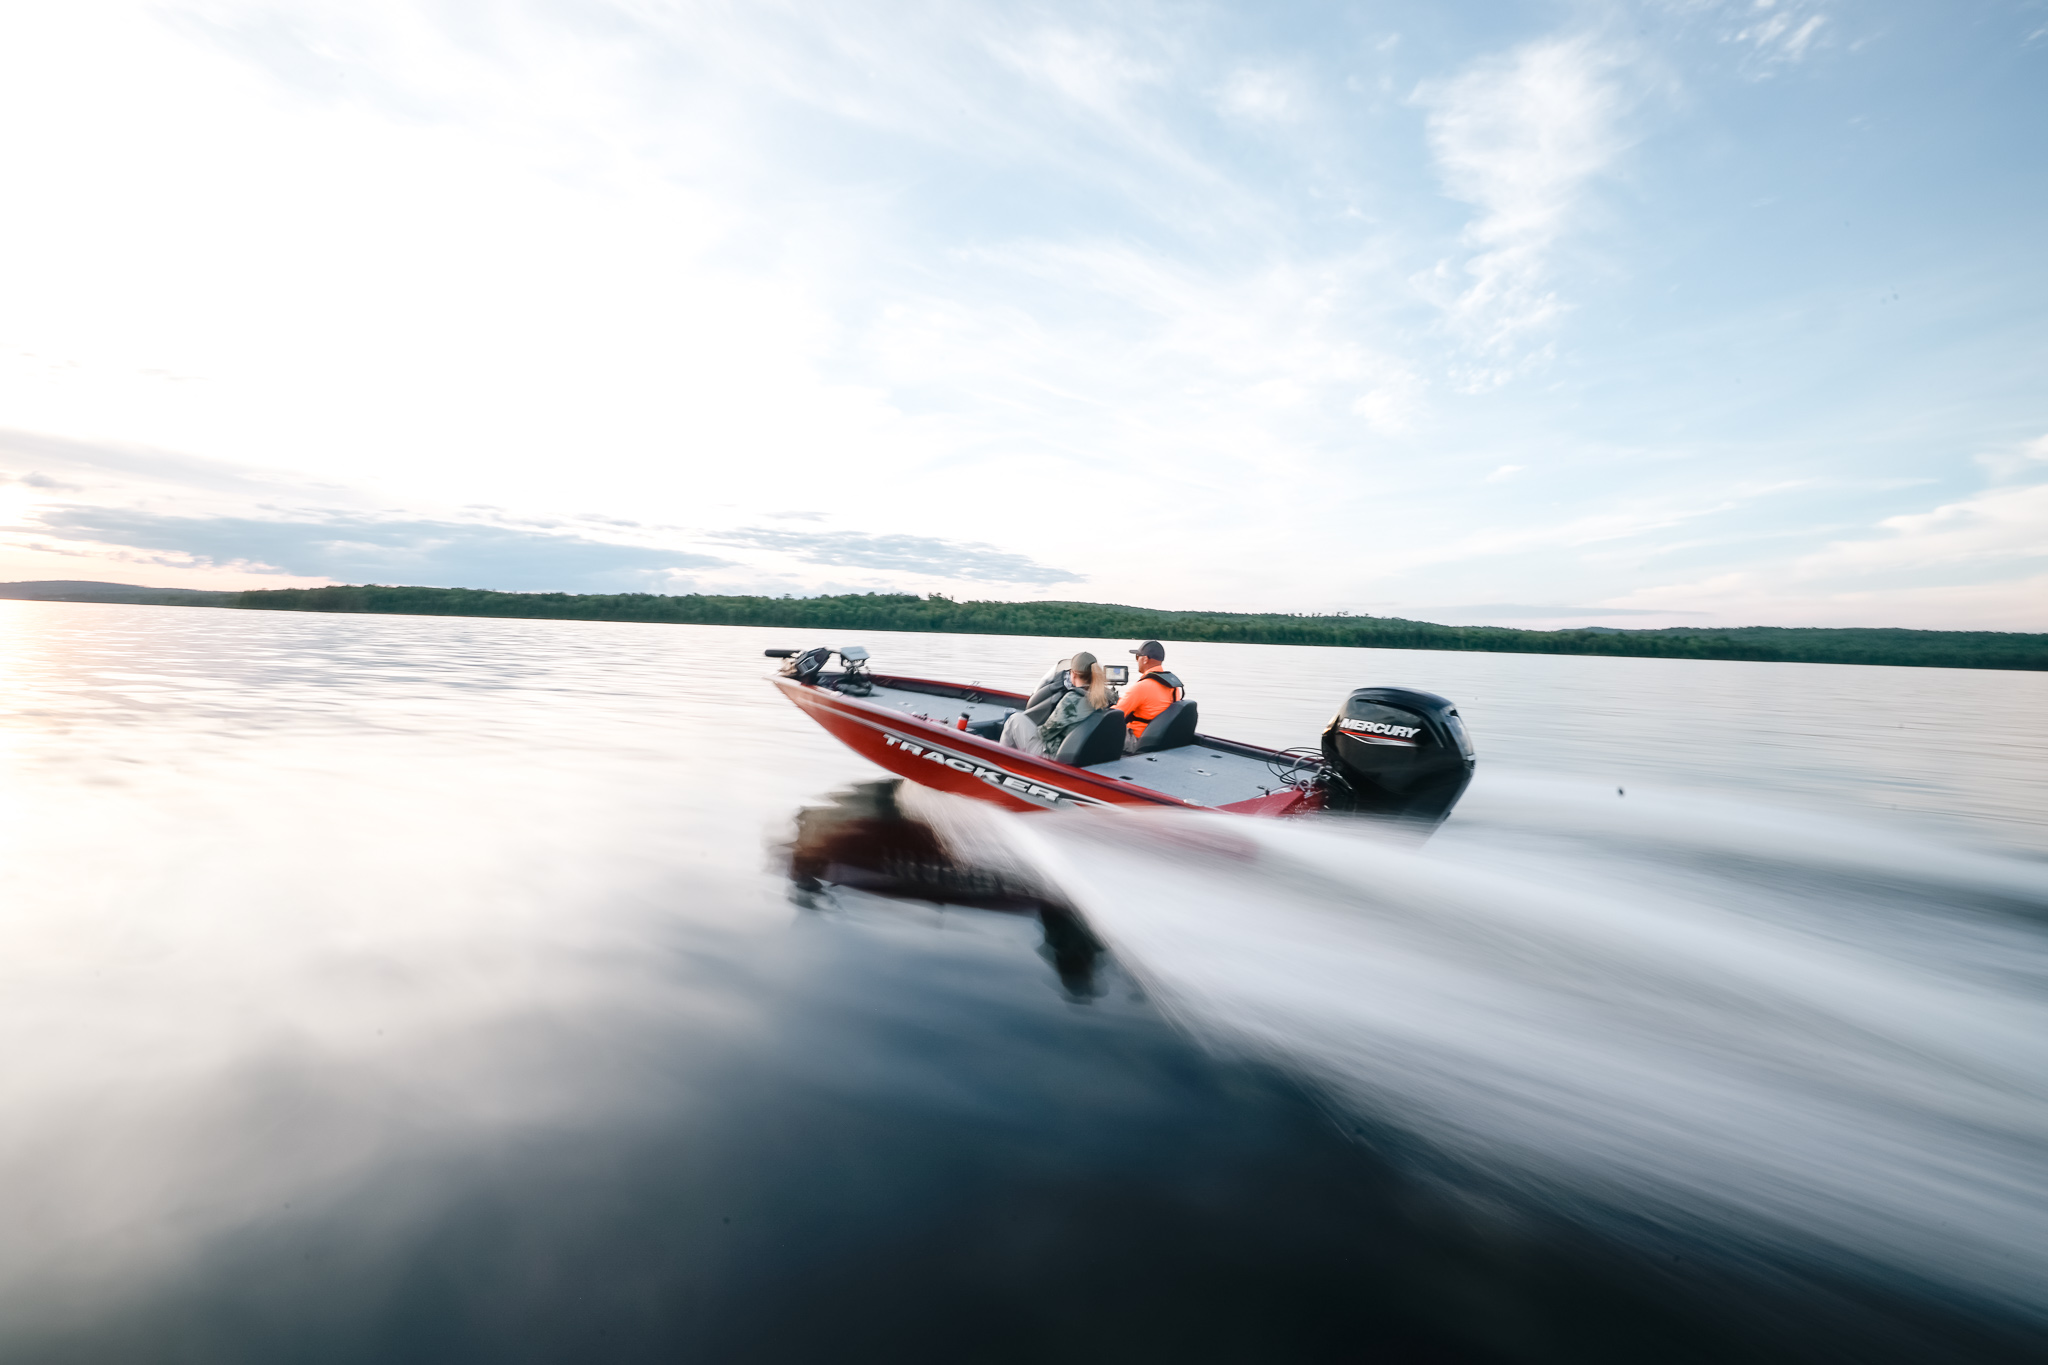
220, 585, 2048, 672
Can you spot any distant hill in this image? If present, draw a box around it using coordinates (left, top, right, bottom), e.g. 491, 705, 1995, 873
216, 584, 2048, 672
16, 579, 2039, 671
0, 580, 233, 604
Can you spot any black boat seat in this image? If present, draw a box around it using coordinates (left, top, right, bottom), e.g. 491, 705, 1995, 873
1056, 707, 1127, 767
1132, 699, 1199, 753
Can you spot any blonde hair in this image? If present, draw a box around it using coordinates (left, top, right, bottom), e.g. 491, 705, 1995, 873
1070, 657, 1110, 711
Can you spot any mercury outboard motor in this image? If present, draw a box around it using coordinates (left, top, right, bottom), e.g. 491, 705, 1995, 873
1320, 686, 1475, 827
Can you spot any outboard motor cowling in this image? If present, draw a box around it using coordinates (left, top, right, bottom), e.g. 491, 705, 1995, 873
1320, 686, 1475, 827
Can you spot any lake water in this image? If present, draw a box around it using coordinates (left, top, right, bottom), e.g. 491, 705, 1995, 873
1, 601, 2044, 1363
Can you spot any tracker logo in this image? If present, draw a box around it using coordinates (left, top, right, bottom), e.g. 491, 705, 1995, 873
1339, 718, 1422, 743
880, 732, 1098, 807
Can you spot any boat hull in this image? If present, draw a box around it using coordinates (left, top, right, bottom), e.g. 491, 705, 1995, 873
773, 673, 1322, 817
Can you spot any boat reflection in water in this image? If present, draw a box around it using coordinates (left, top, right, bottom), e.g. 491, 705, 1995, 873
784, 780, 1107, 999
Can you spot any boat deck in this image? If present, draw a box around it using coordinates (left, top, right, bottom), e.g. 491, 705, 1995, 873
859, 681, 1018, 730
855, 679, 1297, 809
1077, 745, 1293, 806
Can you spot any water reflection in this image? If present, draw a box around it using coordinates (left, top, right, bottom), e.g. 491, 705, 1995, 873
776, 779, 2048, 1363
1, 601, 2044, 1362
784, 780, 1107, 998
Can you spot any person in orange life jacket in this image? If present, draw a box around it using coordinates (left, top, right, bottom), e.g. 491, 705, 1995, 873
1116, 641, 1183, 753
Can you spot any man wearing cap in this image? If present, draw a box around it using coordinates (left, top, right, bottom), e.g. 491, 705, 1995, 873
1116, 641, 1185, 752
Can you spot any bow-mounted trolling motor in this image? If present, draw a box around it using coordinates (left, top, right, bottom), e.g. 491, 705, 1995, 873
765, 646, 874, 696
1317, 686, 1475, 826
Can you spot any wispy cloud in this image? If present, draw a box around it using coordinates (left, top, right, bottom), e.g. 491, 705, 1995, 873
0, 427, 325, 498
707, 527, 1082, 585
1597, 472, 2048, 630
1216, 66, 1307, 124
0, 470, 82, 491
1795, 482, 2048, 576
1417, 35, 1629, 367
16, 508, 728, 591
1975, 432, 2048, 482
993, 24, 1161, 117
1725, 1, 1831, 68
873, 235, 1428, 461
1442, 602, 1707, 619
1601, 568, 2048, 632
1390, 495, 1745, 571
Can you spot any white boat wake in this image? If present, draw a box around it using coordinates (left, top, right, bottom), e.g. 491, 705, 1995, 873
906, 775, 2048, 1328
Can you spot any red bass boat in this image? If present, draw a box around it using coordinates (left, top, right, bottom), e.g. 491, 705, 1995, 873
766, 645, 1476, 827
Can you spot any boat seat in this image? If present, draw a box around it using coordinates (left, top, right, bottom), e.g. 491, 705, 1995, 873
1132, 699, 1199, 753
1056, 707, 1127, 767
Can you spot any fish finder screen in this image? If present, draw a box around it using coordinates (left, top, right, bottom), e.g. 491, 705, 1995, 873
1105, 665, 1129, 686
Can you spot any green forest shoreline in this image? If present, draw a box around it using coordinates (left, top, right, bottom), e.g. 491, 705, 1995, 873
215, 585, 2048, 672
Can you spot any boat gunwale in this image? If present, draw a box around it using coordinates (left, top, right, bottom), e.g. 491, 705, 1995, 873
774, 670, 1320, 816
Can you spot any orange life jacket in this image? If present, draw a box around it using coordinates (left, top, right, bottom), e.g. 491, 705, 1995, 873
1118, 669, 1183, 736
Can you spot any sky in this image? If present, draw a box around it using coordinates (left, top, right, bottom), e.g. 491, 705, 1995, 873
1, 0, 2044, 630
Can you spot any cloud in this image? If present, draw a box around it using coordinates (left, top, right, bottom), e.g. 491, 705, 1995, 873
1441, 603, 1706, 619
991, 25, 1160, 119
1600, 568, 2048, 632
0, 427, 322, 498
1724, 1, 1831, 68
1795, 482, 2048, 576
1975, 433, 2048, 482
708, 527, 1082, 585
1385, 495, 1744, 572
17, 508, 729, 592
880, 237, 1429, 454
1484, 464, 1524, 482
162, 3, 437, 117
1594, 476, 2048, 629
1217, 67, 1306, 124
1417, 35, 1628, 360
0, 470, 83, 491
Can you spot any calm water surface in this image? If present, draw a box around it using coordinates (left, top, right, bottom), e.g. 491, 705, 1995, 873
1, 601, 2044, 1363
